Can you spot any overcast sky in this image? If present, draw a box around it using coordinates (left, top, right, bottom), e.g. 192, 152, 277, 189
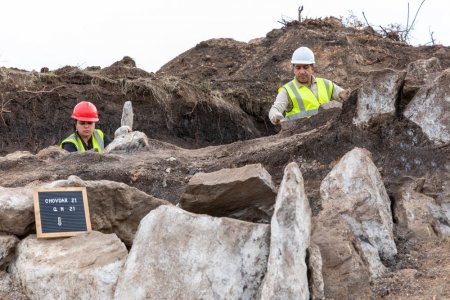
1, 0, 448, 73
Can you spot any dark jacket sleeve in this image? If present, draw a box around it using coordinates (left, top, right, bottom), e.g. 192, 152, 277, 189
104, 134, 112, 148
61, 142, 78, 153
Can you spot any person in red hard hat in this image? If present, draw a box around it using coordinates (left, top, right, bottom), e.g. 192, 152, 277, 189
60, 101, 111, 153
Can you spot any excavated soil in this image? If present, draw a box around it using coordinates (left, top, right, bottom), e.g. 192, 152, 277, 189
1, 18, 450, 298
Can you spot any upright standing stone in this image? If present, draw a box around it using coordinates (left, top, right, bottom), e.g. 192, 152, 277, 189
312, 147, 397, 299
121, 101, 133, 130
320, 147, 397, 276
260, 162, 311, 300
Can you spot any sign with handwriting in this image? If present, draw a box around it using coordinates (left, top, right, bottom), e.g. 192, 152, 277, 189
33, 187, 91, 238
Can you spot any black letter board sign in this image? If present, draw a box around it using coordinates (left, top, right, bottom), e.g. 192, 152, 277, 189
33, 187, 92, 238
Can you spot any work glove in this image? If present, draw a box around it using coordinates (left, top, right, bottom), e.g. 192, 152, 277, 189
270, 111, 284, 125
320, 100, 342, 110
338, 89, 351, 101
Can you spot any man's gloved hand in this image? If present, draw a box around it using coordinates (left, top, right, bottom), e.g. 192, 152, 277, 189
270, 111, 284, 125
338, 89, 351, 101
320, 100, 342, 110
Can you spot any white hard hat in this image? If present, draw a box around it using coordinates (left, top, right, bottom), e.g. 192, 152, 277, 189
291, 47, 315, 64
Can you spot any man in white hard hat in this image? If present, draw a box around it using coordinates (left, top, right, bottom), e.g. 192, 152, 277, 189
269, 46, 346, 125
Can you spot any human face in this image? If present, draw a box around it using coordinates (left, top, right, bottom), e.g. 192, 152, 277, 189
293, 64, 314, 85
75, 121, 95, 141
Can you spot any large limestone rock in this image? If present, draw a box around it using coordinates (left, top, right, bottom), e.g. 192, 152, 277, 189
45, 175, 170, 246
0, 186, 35, 235
260, 162, 311, 300
11, 231, 127, 300
115, 205, 270, 300
106, 131, 149, 153
179, 163, 277, 222
312, 147, 397, 298
353, 69, 406, 126
321, 147, 397, 265
404, 68, 450, 145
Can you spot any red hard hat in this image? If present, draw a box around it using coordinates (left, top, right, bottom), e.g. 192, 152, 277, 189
71, 101, 99, 122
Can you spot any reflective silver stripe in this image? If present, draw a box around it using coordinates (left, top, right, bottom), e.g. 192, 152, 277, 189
93, 130, 104, 152
323, 79, 330, 95
65, 135, 83, 153
284, 109, 318, 120
287, 81, 306, 112
322, 78, 333, 99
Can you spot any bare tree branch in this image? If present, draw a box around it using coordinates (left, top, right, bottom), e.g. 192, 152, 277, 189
298, 5, 304, 22
406, 3, 410, 34
362, 12, 370, 27
18, 85, 66, 94
404, 0, 426, 40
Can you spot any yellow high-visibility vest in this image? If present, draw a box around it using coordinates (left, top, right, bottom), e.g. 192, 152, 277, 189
279, 77, 333, 120
59, 129, 105, 153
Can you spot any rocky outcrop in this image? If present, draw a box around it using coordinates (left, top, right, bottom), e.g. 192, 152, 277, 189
353, 69, 406, 126
115, 205, 269, 300
113, 101, 134, 138
45, 175, 170, 246
11, 231, 127, 300
404, 68, 450, 145
179, 163, 277, 222
260, 162, 311, 300
312, 147, 397, 299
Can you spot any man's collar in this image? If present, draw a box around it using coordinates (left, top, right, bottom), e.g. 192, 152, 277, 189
294, 75, 316, 87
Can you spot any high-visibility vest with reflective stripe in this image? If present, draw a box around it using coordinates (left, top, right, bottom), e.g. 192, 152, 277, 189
59, 129, 105, 153
279, 78, 333, 120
